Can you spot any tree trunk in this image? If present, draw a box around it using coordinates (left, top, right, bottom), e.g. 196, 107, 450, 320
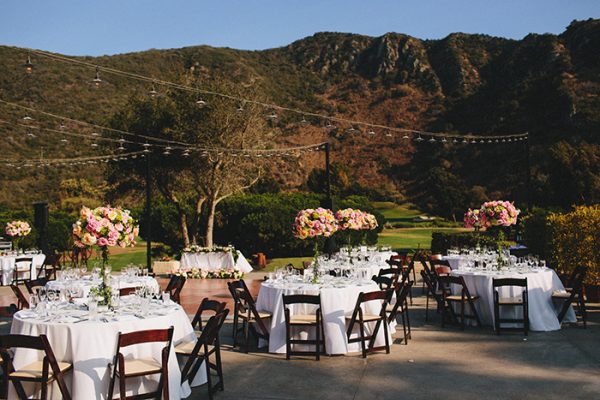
177, 206, 190, 248
204, 196, 217, 248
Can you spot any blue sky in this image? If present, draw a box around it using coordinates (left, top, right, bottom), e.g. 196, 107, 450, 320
1, 0, 598, 56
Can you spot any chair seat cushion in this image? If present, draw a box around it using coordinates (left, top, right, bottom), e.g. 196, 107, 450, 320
15, 266, 31, 272
289, 314, 318, 324
498, 296, 523, 305
345, 314, 381, 322
175, 340, 215, 355
10, 360, 72, 379
239, 311, 271, 320
552, 291, 577, 299
123, 358, 162, 375
385, 304, 404, 313
446, 295, 479, 301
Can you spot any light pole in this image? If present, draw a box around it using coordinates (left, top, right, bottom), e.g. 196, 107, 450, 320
145, 154, 152, 272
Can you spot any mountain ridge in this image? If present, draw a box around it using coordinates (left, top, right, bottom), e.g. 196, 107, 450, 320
0, 18, 598, 209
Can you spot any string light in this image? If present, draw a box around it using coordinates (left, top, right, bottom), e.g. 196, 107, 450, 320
92, 67, 102, 87
23, 54, 34, 74
367, 129, 376, 135
21, 48, 528, 146
415, 135, 424, 142
149, 85, 158, 98
402, 134, 409, 140
196, 98, 207, 108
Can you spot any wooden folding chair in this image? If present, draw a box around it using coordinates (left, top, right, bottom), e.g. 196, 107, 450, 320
283, 294, 325, 360
177, 310, 229, 400
13, 257, 33, 286
0, 334, 72, 400
164, 275, 186, 304
346, 289, 392, 358
107, 327, 174, 400
439, 275, 481, 329
233, 288, 271, 353
493, 278, 529, 335
386, 281, 413, 344
552, 266, 587, 328
10, 285, 29, 310
24, 278, 48, 295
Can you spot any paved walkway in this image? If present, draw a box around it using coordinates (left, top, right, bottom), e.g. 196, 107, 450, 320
1, 276, 599, 399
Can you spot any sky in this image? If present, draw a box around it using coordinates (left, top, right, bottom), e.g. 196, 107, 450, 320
0, 0, 598, 56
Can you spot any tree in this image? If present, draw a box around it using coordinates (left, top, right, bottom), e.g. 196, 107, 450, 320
108, 76, 270, 248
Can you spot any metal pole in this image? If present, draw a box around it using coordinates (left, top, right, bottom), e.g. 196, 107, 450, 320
145, 154, 152, 272
324, 142, 332, 209
525, 135, 531, 210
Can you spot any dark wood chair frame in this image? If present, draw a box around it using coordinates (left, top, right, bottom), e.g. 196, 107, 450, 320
24, 278, 49, 295
10, 284, 29, 310
553, 266, 587, 328
0, 333, 72, 400
282, 294, 326, 360
164, 275, 186, 304
180, 310, 229, 400
439, 275, 482, 330
346, 289, 392, 358
13, 257, 33, 286
420, 269, 444, 322
228, 281, 270, 352
371, 275, 394, 290
386, 281, 413, 344
227, 279, 252, 343
107, 327, 174, 400
41, 252, 62, 281
493, 278, 529, 335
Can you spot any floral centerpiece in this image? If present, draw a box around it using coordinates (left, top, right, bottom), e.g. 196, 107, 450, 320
293, 208, 338, 282
463, 208, 487, 231
335, 208, 378, 249
4, 220, 32, 251
73, 206, 139, 306
480, 200, 520, 227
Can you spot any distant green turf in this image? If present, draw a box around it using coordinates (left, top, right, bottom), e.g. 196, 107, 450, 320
372, 201, 430, 223
107, 248, 148, 270
377, 227, 467, 250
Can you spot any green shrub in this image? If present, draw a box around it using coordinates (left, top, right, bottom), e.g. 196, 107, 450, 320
521, 208, 553, 260
214, 193, 384, 258
430, 231, 500, 254
547, 205, 600, 284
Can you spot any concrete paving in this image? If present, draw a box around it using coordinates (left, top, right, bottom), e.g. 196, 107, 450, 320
196, 293, 600, 400
1, 279, 599, 399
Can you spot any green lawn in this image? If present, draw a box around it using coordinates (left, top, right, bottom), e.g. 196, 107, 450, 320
377, 227, 468, 250
106, 245, 148, 270
371, 201, 429, 222
373, 202, 466, 250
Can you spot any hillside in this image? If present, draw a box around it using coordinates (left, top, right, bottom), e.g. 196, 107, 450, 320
0, 19, 599, 210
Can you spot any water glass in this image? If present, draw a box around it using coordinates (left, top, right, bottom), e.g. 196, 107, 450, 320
88, 299, 98, 321
162, 291, 170, 304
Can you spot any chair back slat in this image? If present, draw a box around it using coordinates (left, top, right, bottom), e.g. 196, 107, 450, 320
118, 327, 174, 348
191, 298, 226, 330
282, 294, 321, 306
25, 277, 48, 295
493, 278, 528, 288
372, 275, 394, 290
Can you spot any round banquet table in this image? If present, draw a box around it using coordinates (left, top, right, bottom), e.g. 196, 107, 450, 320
46, 276, 160, 298
0, 253, 45, 285
256, 278, 394, 354
180, 251, 253, 273
451, 268, 576, 331
10, 299, 205, 399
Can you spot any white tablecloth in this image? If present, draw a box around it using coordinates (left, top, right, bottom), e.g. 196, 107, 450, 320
451, 268, 576, 331
180, 251, 253, 273
256, 279, 394, 354
46, 276, 160, 298
0, 254, 45, 285
11, 302, 204, 399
